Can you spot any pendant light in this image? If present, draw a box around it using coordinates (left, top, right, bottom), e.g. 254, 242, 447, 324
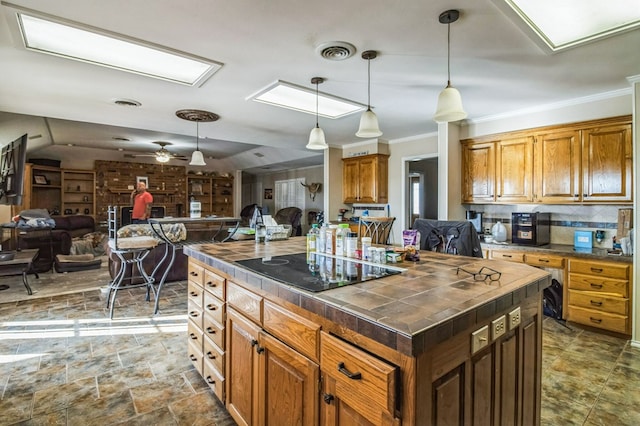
189, 121, 207, 166
306, 77, 328, 150
175, 109, 220, 166
433, 9, 467, 123
356, 50, 383, 138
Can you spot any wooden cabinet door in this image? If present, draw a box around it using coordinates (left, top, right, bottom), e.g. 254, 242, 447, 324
496, 136, 534, 202
258, 330, 319, 426
534, 130, 581, 202
581, 123, 632, 202
462, 142, 496, 203
226, 308, 261, 426
321, 375, 378, 426
342, 158, 360, 203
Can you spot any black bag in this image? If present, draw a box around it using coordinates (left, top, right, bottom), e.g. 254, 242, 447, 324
543, 279, 563, 320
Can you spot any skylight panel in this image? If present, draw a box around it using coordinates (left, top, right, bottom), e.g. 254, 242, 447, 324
504, 0, 640, 51
249, 81, 366, 119
17, 13, 222, 86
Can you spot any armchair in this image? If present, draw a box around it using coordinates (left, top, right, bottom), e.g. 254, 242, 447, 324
274, 207, 303, 236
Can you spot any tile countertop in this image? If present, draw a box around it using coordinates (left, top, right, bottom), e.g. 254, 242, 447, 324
481, 241, 633, 264
184, 237, 550, 356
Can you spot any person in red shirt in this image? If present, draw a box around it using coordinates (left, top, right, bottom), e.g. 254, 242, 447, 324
130, 181, 153, 223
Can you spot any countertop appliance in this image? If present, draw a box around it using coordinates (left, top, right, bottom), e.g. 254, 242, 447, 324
512, 212, 550, 246
235, 253, 402, 292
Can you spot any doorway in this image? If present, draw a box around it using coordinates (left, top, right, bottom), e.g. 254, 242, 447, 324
406, 157, 438, 228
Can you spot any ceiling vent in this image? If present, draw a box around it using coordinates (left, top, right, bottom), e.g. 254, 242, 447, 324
114, 99, 141, 107
316, 41, 356, 61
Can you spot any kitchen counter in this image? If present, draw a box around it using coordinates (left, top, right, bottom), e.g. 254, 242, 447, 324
185, 237, 549, 356
481, 241, 633, 263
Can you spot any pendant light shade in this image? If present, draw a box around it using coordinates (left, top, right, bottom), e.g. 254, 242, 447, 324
306, 77, 328, 150
189, 121, 207, 166
176, 109, 220, 167
356, 50, 382, 138
434, 10, 467, 123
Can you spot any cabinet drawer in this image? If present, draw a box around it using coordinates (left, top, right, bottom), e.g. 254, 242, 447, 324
203, 291, 225, 325
263, 300, 320, 362
203, 335, 225, 374
187, 338, 203, 376
524, 253, 565, 269
568, 290, 628, 315
203, 358, 225, 402
187, 319, 203, 348
187, 280, 204, 308
187, 299, 204, 329
227, 281, 263, 325
569, 260, 629, 279
491, 250, 524, 263
567, 305, 628, 334
188, 261, 205, 286
568, 273, 628, 297
204, 269, 225, 300
203, 311, 225, 349
320, 332, 397, 417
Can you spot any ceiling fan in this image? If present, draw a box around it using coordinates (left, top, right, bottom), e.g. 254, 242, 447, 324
124, 141, 189, 163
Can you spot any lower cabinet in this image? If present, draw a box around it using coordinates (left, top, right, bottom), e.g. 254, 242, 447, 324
226, 281, 320, 426
429, 298, 541, 425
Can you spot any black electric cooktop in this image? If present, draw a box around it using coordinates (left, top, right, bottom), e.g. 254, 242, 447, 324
235, 253, 403, 292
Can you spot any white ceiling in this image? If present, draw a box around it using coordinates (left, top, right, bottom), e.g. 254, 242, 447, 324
0, 0, 638, 173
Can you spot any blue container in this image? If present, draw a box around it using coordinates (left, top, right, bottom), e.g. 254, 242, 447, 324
574, 231, 593, 249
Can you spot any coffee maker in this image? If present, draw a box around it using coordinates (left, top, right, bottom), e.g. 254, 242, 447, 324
466, 210, 483, 234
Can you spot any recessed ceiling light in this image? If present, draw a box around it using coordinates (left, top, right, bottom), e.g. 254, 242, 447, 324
502, 0, 640, 51
248, 80, 366, 119
67, 143, 74, 146
14, 11, 223, 86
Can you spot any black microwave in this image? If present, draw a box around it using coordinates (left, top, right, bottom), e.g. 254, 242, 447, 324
511, 213, 550, 246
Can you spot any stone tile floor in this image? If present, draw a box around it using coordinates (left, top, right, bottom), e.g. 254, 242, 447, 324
0, 278, 638, 425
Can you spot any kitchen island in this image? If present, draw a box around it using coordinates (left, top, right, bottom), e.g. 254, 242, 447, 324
184, 238, 550, 425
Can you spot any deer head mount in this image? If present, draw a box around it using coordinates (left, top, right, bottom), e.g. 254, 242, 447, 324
301, 182, 321, 201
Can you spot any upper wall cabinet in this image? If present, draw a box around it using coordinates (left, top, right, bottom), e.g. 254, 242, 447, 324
342, 154, 389, 204
461, 116, 632, 204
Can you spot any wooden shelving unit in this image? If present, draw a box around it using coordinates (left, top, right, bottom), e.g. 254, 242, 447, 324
187, 176, 213, 217
62, 169, 95, 215
212, 176, 233, 217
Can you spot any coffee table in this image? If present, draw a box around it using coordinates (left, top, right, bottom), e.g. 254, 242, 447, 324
0, 249, 39, 295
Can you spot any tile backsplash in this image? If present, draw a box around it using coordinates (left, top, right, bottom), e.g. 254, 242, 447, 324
470, 204, 632, 249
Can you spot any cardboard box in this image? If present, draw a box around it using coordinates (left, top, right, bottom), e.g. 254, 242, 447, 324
617, 208, 633, 238
574, 231, 593, 249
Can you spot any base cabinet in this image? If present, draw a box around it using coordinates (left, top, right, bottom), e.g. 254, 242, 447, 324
428, 297, 541, 425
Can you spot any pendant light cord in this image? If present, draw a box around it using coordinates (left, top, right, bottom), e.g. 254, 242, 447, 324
315, 80, 320, 128
196, 121, 200, 151
367, 57, 371, 109
447, 21, 451, 86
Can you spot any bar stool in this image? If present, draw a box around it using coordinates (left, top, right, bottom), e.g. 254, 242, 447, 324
106, 205, 159, 319
358, 217, 395, 245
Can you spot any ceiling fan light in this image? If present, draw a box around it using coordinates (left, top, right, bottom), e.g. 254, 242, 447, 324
433, 85, 467, 123
306, 126, 328, 150
189, 149, 206, 166
356, 109, 383, 137
156, 153, 171, 163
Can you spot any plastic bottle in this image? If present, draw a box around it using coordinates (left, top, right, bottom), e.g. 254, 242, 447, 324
325, 224, 339, 254
306, 224, 319, 263
491, 221, 507, 242
361, 237, 372, 260
317, 223, 327, 256
346, 232, 358, 258
335, 224, 350, 257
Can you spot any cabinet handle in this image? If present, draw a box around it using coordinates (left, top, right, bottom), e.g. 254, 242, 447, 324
503, 255, 512, 258
590, 300, 603, 307
190, 271, 198, 277
189, 291, 199, 297
539, 259, 549, 263
206, 376, 216, 385
323, 393, 335, 404
256, 346, 265, 354
589, 283, 603, 289
337, 362, 362, 380
206, 327, 216, 335
251, 339, 258, 347
207, 351, 216, 360
189, 333, 198, 340
589, 317, 602, 324
207, 281, 216, 287
590, 267, 603, 273
206, 304, 217, 311
189, 354, 197, 361
189, 311, 199, 318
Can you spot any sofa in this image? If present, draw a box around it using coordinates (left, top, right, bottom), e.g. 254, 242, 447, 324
17, 214, 97, 273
